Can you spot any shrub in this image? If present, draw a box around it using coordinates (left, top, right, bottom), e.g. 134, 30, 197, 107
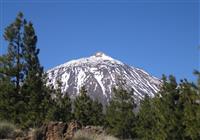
13, 129, 24, 138
72, 129, 119, 140
0, 121, 16, 139
96, 134, 119, 140
73, 130, 94, 140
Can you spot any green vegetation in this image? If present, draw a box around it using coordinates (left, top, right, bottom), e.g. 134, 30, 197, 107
0, 12, 52, 129
46, 80, 72, 122
105, 86, 136, 139
0, 121, 16, 139
74, 86, 104, 126
136, 74, 200, 140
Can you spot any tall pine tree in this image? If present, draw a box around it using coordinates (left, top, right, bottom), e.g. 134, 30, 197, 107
74, 86, 104, 126
136, 74, 200, 139
46, 80, 72, 122
90, 99, 104, 126
0, 12, 52, 128
0, 12, 26, 125
179, 77, 200, 139
136, 95, 170, 140
105, 86, 136, 139
20, 20, 52, 128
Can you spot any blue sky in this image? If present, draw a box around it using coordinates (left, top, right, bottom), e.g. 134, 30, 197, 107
0, 0, 199, 81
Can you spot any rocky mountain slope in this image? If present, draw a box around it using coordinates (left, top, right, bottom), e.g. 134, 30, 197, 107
46, 52, 161, 105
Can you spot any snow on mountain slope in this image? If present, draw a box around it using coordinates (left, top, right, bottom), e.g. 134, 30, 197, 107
46, 52, 161, 105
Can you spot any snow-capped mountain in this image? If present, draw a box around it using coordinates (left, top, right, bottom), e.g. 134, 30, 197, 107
47, 52, 161, 105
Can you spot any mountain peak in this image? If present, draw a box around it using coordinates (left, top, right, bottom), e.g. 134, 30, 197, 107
47, 53, 161, 105
90, 52, 123, 64
94, 52, 105, 57
91, 51, 114, 61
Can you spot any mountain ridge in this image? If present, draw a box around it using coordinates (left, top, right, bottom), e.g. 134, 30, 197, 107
46, 52, 161, 105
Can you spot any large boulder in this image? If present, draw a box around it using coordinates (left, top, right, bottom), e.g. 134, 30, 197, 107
64, 121, 82, 140
36, 121, 81, 140
37, 122, 68, 140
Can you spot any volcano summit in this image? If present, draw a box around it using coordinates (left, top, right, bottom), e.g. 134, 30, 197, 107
47, 52, 161, 105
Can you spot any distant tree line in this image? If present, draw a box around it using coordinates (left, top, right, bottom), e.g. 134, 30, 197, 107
0, 13, 200, 139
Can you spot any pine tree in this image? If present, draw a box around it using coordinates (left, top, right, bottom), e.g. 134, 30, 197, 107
46, 80, 72, 122
74, 87, 93, 126
90, 99, 104, 126
179, 77, 200, 139
0, 12, 52, 128
136, 95, 161, 140
20, 20, 52, 128
136, 75, 172, 140
74, 86, 104, 126
105, 86, 136, 139
0, 75, 16, 121
0, 12, 26, 124
2, 12, 25, 93
136, 74, 200, 139
158, 75, 183, 140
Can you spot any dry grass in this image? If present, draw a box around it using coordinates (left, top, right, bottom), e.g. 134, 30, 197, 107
0, 121, 16, 139
72, 129, 119, 140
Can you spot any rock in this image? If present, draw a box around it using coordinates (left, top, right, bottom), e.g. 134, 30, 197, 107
64, 121, 82, 140
16, 121, 83, 140
37, 122, 68, 140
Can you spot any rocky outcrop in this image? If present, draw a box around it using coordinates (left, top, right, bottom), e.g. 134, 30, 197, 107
37, 122, 68, 140
16, 121, 107, 140
37, 121, 81, 140
64, 121, 82, 140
